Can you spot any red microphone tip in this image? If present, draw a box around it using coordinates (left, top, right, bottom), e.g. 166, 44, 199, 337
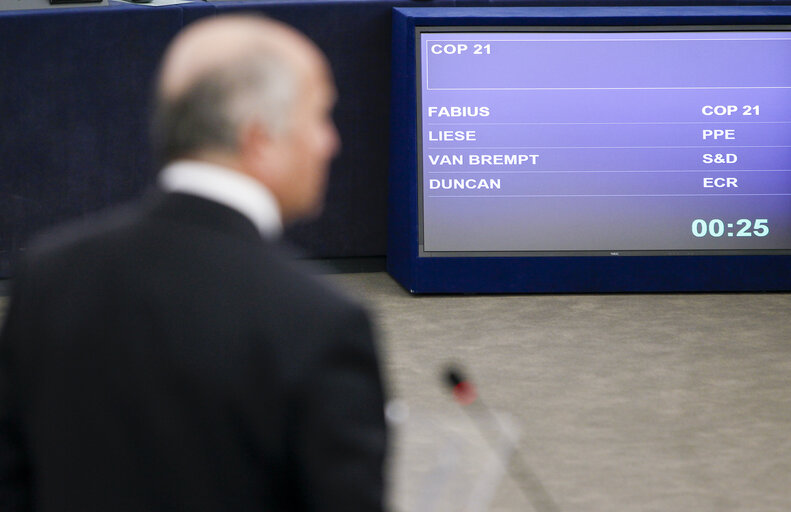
452, 381, 478, 406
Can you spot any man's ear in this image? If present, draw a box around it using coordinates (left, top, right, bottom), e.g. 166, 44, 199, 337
239, 121, 269, 161
238, 120, 279, 181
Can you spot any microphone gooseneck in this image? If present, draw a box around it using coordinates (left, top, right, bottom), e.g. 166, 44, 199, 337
442, 366, 562, 512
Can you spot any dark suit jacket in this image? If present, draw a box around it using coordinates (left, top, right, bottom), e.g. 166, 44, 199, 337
0, 192, 387, 512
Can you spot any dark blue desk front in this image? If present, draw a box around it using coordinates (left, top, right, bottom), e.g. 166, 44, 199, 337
2, 0, 790, 277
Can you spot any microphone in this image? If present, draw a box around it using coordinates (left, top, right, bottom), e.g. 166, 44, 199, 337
443, 366, 561, 512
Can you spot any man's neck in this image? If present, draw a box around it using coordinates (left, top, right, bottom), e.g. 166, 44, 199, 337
158, 160, 283, 238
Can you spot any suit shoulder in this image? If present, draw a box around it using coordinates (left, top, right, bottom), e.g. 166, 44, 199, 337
250, 248, 368, 325
27, 200, 142, 254
23, 202, 141, 265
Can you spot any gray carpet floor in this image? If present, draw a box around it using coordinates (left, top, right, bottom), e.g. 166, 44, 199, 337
324, 273, 791, 512
2, 274, 790, 511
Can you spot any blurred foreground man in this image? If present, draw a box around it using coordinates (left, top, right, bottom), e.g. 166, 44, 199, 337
0, 15, 386, 512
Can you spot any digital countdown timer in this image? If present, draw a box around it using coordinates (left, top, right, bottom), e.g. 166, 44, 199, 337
418, 29, 791, 255
691, 218, 768, 238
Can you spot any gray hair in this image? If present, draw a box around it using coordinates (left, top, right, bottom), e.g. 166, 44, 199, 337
152, 52, 297, 164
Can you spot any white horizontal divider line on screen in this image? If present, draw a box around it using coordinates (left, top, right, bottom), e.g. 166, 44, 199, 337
427, 193, 791, 198
423, 121, 791, 125
424, 38, 791, 42
426, 86, 791, 91
424, 145, 791, 149
424, 169, 791, 173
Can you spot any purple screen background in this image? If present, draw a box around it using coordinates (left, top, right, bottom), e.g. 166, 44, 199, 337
419, 30, 791, 253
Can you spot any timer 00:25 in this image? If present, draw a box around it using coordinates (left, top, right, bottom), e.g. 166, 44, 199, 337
691, 218, 768, 238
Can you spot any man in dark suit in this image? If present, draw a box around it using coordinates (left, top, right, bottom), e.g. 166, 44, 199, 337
0, 15, 387, 512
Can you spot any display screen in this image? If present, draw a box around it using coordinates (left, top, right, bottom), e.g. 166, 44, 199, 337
418, 28, 791, 256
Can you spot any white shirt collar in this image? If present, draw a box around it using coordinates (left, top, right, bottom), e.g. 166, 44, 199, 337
158, 160, 283, 238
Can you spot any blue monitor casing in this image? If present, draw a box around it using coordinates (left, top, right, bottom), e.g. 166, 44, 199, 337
388, 6, 791, 293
